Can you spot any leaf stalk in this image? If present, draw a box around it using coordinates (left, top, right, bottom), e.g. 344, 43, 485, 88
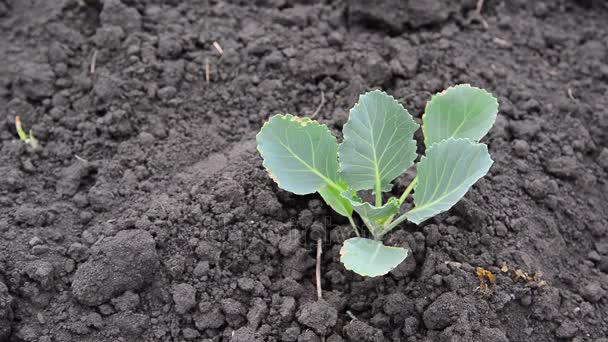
398, 176, 418, 205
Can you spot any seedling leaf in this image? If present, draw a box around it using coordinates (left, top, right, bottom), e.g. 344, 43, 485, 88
423, 84, 498, 147
256, 114, 342, 195
341, 191, 399, 224
406, 138, 493, 224
15, 116, 40, 150
340, 237, 408, 277
339, 90, 419, 194
15, 116, 28, 141
318, 181, 353, 218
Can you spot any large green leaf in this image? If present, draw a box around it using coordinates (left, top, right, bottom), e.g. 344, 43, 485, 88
318, 182, 353, 218
341, 192, 399, 224
256, 114, 342, 195
338, 90, 419, 193
406, 138, 493, 224
340, 238, 409, 277
423, 84, 498, 147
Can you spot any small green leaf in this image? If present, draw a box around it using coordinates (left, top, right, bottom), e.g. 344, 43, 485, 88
15, 116, 28, 141
341, 192, 399, 224
340, 237, 409, 277
406, 138, 493, 224
339, 90, 419, 193
256, 114, 342, 195
423, 84, 498, 147
318, 182, 353, 218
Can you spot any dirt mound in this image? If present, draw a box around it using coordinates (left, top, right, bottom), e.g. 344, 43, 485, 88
0, 0, 607, 341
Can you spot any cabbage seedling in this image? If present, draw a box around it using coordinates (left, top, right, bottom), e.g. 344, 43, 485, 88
256, 85, 498, 277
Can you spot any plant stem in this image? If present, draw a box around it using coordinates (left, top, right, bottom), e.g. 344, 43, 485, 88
316, 238, 323, 300
398, 176, 418, 205
348, 216, 360, 237
361, 217, 379, 240
384, 212, 409, 232
375, 184, 382, 207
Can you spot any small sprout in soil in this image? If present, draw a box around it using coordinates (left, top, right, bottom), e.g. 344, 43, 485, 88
256, 85, 498, 277
15, 116, 40, 150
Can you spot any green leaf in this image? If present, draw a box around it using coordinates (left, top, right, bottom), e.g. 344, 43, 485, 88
318, 182, 353, 218
341, 191, 399, 224
340, 238, 409, 277
423, 84, 498, 147
406, 138, 493, 224
256, 114, 342, 195
338, 90, 419, 193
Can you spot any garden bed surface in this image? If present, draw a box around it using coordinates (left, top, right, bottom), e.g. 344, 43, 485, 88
0, 0, 607, 341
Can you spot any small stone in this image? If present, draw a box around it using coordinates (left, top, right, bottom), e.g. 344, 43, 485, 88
581, 282, 606, 303
512, 139, 529, 157
25, 261, 54, 290
402, 316, 418, 336
479, 327, 509, 342
68, 243, 90, 262
555, 320, 578, 339
194, 302, 225, 329
343, 319, 384, 341
279, 296, 297, 320
237, 278, 255, 292
71, 230, 159, 306
157, 86, 177, 101
245, 297, 266, 326
111, 291, 140, 312
83, 312, 103, 329
171, 283, 197, 314
194, 241, 221, 263
296, 300, 337, 335
282, 327, 300, 342
588, 251, 602, 262
279, 230, 301, 256
28, 237, 43, 246
64, 259, 75, 273
231, 327, 263, 342
157, 34, 182, 59
298, 330, 320, 342
99, 303, 115, 316
383, 293, 409, 316
545, 156, 579, 178
193, 261, 210, 277
93, 25, 125, 49
31, 245, 49, 255
524, 178, 558, 199
182, 327, 200, 340
165, 255, 185, 279
423, 292, 462, 330
100, 0, 141, 34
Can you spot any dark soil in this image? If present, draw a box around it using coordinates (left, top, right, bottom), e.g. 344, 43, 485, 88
1, 0, 608, 341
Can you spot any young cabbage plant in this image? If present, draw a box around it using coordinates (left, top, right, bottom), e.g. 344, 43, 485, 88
256, 85, 498, 277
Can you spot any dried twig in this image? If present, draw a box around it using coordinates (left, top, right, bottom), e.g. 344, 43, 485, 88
75, 155, 89, 163
205, 58, 210, 83
567, 88, 578, 102
471, 0, 488, 29
212, 41, 224, 56
475, 0, 485, 15
90, 50, 98, 75
316, 238, 323, 300
311, 91, 325, 118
